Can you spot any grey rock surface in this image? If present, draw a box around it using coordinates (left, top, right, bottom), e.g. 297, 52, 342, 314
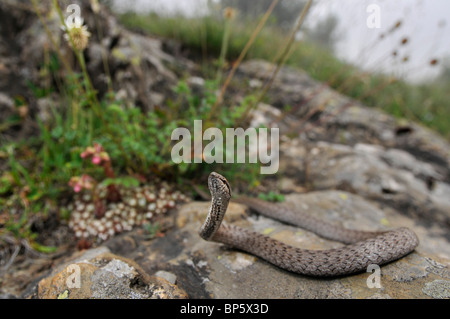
280, 139, 450, 227
102, 192, 449, 299
36, 248, 187, 299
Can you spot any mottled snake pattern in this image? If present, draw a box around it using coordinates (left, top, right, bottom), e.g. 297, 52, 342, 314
199, 172, 419, 277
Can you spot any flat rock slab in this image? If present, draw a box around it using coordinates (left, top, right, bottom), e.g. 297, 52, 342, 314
102, 191, 450, 299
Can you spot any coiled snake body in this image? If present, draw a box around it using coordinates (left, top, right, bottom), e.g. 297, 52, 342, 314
199, 172, 419, 277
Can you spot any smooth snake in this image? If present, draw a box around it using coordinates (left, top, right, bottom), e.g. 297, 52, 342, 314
199, 172, 419, 277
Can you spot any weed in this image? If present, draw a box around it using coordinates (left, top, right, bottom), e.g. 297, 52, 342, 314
144, 222, 160, 239
258, 191, 285, 202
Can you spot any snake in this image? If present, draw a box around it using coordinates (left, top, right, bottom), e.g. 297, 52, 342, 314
199, 172, 419, 277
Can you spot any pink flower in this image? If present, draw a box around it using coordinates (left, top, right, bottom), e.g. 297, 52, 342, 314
80, 143, 110, 165
69, 176, 79, 189
80, 174, 94, 189
80, 146, 95, 158
69, 174, 95, 192
92, 155, 101, 165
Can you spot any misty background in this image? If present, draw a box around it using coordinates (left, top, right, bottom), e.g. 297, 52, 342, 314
109, 0, 450, 84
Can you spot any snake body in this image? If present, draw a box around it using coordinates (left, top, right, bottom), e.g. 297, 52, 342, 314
199, 172, 419, 277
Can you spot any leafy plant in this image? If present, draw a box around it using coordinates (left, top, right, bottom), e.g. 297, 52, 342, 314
258, 191, 285, 202
144, 222, 160, 239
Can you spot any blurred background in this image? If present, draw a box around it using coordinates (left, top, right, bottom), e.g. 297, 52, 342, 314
110, 0, 450, 84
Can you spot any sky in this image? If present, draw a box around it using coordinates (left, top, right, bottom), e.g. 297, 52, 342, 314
110, 0, 450, 83
307, 0, 450, 83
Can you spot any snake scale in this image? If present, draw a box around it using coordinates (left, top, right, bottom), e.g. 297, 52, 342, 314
199, 172, 419, 277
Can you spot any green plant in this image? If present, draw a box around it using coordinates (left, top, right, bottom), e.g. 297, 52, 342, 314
258, 191, 285, 202
144, 222, 160, 239
216, 7, 237, 84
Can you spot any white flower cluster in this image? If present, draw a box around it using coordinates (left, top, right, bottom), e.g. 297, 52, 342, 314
67, 183, 189, 243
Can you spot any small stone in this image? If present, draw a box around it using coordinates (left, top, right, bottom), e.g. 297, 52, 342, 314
154, 270, 177, 285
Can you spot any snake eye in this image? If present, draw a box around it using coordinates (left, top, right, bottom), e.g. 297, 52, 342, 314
220, 176, 231, 196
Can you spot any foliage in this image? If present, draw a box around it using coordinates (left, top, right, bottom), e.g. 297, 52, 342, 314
144, 222, 160, 239
258, 191, 285, 202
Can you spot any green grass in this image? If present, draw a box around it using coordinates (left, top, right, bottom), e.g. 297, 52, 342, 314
118, 12, 450, 140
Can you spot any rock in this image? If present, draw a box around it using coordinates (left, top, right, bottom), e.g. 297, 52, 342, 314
0, 92, 14, 110
154, 270, 177, 285
36, 96, 57, 124
238, 59, 450, 182
249, 102, 283, 129
422, 280, 450, 299
36, 247, 187, 299
0, 92, 16, 134
100, 193, 450, 299
280, 139, 450, 227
